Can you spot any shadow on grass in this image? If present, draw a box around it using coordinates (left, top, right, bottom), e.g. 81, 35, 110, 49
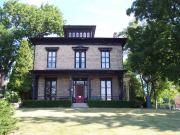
18, 109, 180, 132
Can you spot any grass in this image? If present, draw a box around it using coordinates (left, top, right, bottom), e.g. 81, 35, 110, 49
10, 108, 180, 135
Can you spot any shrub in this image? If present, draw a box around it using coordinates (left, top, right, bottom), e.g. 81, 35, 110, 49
133, 97, 146, 108
21, 100, 71, 108
4, 91, 21, 103
88, 100, 137, 108
0, 99, 16, 135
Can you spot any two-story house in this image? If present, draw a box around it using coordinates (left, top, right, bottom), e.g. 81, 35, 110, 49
30, 25, 126, 103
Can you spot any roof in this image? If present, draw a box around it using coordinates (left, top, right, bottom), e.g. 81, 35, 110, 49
31, 69, 126, 75
29, 37, 127, 46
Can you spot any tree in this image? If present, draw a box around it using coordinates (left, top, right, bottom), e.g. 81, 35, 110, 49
122, 21, 163, 108
124, 60, 144, 99
0, 0, 64, 75
122, 0, 180, 109
7, 40, 33, 99
156, 80, 179, 110
126, 0, 180, 82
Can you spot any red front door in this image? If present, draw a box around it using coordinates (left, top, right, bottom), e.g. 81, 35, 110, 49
76, 84, 84, 103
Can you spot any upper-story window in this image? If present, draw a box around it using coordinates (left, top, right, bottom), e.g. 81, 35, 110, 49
83, 32, 86, 38
99, 48, 112, 69
72, 46, 88, 69
68, 32, 71, 37
75, 51, 86, 68
46, 47, 59, 68
80, 32, 82, 37
76, 32, 79, 37
87, 32, 90, 38
72, 32, 75, 37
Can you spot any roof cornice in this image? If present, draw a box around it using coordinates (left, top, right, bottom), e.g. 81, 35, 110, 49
29, 37, 127, 47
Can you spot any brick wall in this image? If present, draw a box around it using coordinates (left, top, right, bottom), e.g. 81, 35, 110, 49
34, 45, 123, 70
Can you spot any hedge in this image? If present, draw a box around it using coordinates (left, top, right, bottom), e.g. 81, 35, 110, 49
0, 99, 16, 135
88, 100, 137, 108
21, 100, 71, 108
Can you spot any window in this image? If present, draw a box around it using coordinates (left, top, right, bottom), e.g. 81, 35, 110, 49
101, 51, 110, 68
46, 47, 59, 68
47, 51, 56, 68
83, 32, 86, 38
101, 80, 112, 101
72, 32, 75, 37
45, 79, 57, 100
76, 32, 79, 37
87, 32, 90, 37
75, 51, 86, 68
68, 32, 71, 37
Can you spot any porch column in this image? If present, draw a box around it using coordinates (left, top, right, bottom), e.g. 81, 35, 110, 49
69, 76, 73, 100
118, 73, 124, 100
87, 77, 91, 100
32, 75, 39, 100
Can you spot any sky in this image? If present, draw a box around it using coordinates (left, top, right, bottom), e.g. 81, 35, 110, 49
0, 0, 134, 37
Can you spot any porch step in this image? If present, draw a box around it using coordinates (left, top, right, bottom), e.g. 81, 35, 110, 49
71, 103, 89, 108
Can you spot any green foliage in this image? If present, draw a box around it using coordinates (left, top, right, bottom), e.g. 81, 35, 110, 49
0, 0, 64, 75
157, 80, 179, 103
88, 100, 138, 108
125, 72, 144, 100
126, 0, 180, 82
4, 91, 20, 103
21, 100, 71, 108
7, 40, 33, 99
0, 99, 16, 135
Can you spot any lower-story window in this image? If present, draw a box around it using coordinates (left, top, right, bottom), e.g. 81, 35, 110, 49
101, 79, 112, 101
45, 78, 57, 100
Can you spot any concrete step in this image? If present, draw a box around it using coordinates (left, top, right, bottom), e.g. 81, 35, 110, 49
71, 103, 89, 108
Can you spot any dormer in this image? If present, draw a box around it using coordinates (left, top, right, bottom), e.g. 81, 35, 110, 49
63, 25, 96, 38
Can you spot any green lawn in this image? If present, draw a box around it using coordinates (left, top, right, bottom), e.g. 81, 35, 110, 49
10, 108, 180, 135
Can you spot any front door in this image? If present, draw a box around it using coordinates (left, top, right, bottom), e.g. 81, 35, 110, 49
76, 84, 84, 103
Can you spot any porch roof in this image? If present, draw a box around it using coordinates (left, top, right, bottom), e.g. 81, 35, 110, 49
31, 69, 126, 75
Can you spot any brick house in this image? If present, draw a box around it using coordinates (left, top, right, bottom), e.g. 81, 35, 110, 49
30, 25, 127, 103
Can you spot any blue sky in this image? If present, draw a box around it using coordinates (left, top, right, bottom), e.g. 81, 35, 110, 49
0, 0, 134, 37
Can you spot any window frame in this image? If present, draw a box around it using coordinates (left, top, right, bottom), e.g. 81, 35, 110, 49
45, 78, 57, 100
72, 47, 88, 69
99, 48, 112, 69
46, 47, 59, 69
75, 50, 86, 68
100, 79, 112, 101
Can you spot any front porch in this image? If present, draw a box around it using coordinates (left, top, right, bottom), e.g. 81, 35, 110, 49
32, 70, 126, 103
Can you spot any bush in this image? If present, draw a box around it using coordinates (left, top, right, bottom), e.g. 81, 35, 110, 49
88, 100, 137, 108
21, 100, 71, 108
133, 97, 146, 108
0, 99, 16, 135
4, 91, 21, 103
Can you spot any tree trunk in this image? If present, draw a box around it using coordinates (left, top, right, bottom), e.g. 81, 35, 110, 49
168, 98, 171, 110
140, 74, 145, 96
152, 81, 158, 109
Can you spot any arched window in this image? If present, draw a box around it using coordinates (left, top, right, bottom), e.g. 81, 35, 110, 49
83, 32, 86, 38
68, 32, 71, 37
87, 32, 90, 38
72, 32, 75, 37
76, 32, 79, 37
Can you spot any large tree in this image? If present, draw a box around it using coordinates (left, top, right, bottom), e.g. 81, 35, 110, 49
0, 0, 64, 75
126, 0, 180, 82
122, 0, 180, 108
